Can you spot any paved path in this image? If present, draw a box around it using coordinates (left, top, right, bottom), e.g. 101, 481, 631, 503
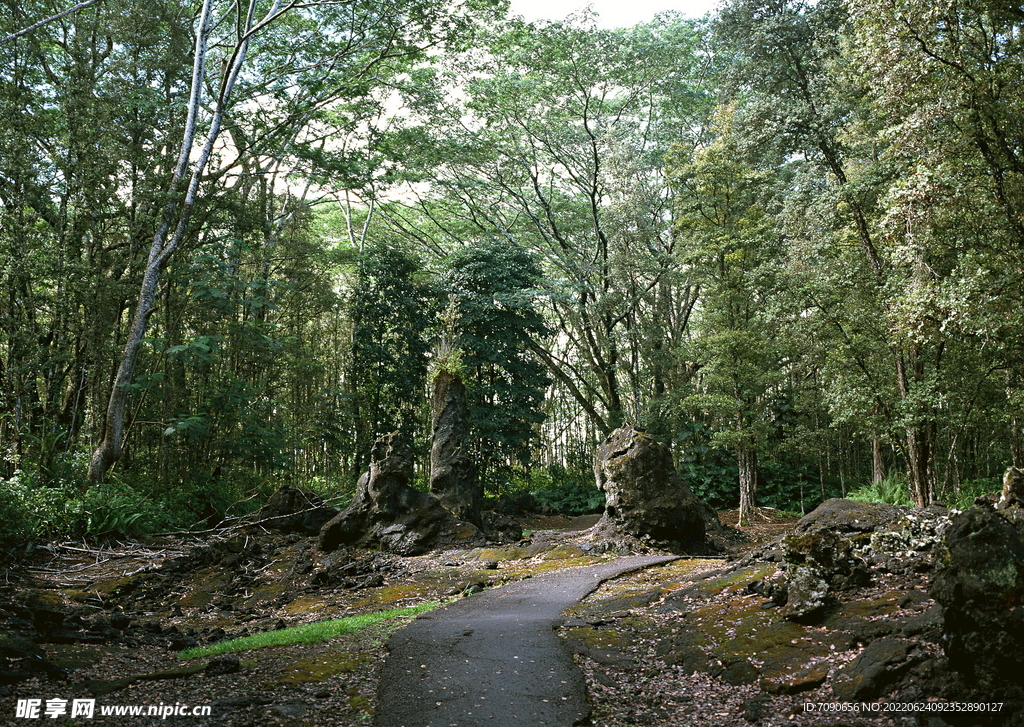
373, 555, 679, 727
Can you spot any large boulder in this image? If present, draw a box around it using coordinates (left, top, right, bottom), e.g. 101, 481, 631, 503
319, 434, 484, 556
593, 425, 706, 550
930, 507, 1024, 693
792, 498, 905, 535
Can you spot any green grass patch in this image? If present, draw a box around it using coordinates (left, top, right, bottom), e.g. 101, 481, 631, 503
179, 602, 440, 659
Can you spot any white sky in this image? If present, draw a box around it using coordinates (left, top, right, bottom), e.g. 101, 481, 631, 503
507, 0, 722, 28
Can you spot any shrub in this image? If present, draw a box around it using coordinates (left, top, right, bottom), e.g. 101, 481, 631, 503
0, 467, 173, 555
485, 465, 603, 516
846, 473, 912, 507
938, 477, 1001, 511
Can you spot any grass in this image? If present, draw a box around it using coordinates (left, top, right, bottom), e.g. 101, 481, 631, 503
179, 602, 440, 659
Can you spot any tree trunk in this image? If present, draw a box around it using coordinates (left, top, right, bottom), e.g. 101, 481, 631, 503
737, 442, 758, 526
88, 0, 272, 482
904, 425, 935, 507
872, 435, 885, 485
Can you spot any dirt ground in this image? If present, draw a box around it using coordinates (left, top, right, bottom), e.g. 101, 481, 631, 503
6, 507, 993, 727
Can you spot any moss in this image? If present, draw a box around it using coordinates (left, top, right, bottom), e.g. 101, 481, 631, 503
176, 567, 230, 610
348, 695, 371, 711
685, 563, 776, 597
248, 582, 287, 601
24, 590, 65, 609
563, 626, 624, 649
355, 583, 429, 608
283, 594, 330, 615
541, 544, 587, 560
275, 653, 368, 685
89, 574, 143, 597
60, 589, 97, 604
470, 546, 530, 562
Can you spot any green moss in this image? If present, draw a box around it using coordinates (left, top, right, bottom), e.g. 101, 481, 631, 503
563, 626, 624, 649
276, 653, 368, 685
176, 567, 230, 610
283, 594, 330, 615
355, 583, 430, 608
89, 574, 142, 597
541, 544, 587, 560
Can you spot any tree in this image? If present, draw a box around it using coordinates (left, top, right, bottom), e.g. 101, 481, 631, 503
348, 242, 432, 474
669, 104, 784, 525
439, 240, 550, 482
84, 0, 504, 482
378, 14, 711, 444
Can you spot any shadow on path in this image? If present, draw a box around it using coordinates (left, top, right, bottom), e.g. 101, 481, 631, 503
373, 555, 679, 727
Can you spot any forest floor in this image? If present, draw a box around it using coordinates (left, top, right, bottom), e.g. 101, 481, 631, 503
0, 507, 973, 727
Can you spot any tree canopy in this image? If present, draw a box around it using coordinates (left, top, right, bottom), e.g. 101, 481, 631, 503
2, 0, 1022, 543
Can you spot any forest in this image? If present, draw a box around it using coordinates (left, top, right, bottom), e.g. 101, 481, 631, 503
2, 0, 1023, 549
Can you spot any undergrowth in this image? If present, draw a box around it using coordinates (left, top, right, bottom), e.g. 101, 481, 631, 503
846, 473, 913, 507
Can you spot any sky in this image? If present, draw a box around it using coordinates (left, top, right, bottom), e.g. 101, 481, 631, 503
506, 0, 722, 28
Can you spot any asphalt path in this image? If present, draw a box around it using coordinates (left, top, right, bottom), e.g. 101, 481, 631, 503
372, 555, 679, 727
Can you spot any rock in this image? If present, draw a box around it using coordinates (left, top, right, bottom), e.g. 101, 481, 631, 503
0, 638, 46, 660
655, 635, 713, 674
793, 498, 905, 535
930, 507, 1024, 692
832, 637, 918, 701
722, 659, 760, 685
0, 655, 66, 686
592, 425, 707, 550
429, 371, 480, 526
998, 466, 1024, 510
319, 433, 485, 555
255, 486, 339, 536
269, 704, 307, 719
747, 568, 788, 607
310, 551, 403, 588
742, 694, 773, 723
481, 511, 523, 543
782, 529, 868, 621
205, 656, 240, 676
759, 661, 830, 695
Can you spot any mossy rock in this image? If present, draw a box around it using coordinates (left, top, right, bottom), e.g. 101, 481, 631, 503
469, 546, 530, 562
246, 582, 288, 606
59, 589, 97, 604
176, 567, 230, 610
541, 544, 587, 560
355, 583, 430, 607
276, 653, 367, 685
89, 574, 144, 598
562, 626, 625, 649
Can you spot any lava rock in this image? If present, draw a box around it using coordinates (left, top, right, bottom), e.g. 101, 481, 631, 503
832, 637, 918, 702
792, 498, 905, 535
205, 656, 241, 676
429, 371, 480, 526
592, 425, 708, 550
931, 507, 1024, 692
782, 529, 868, 622
998, 466, 1024, 510
319, 433, 485, 555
